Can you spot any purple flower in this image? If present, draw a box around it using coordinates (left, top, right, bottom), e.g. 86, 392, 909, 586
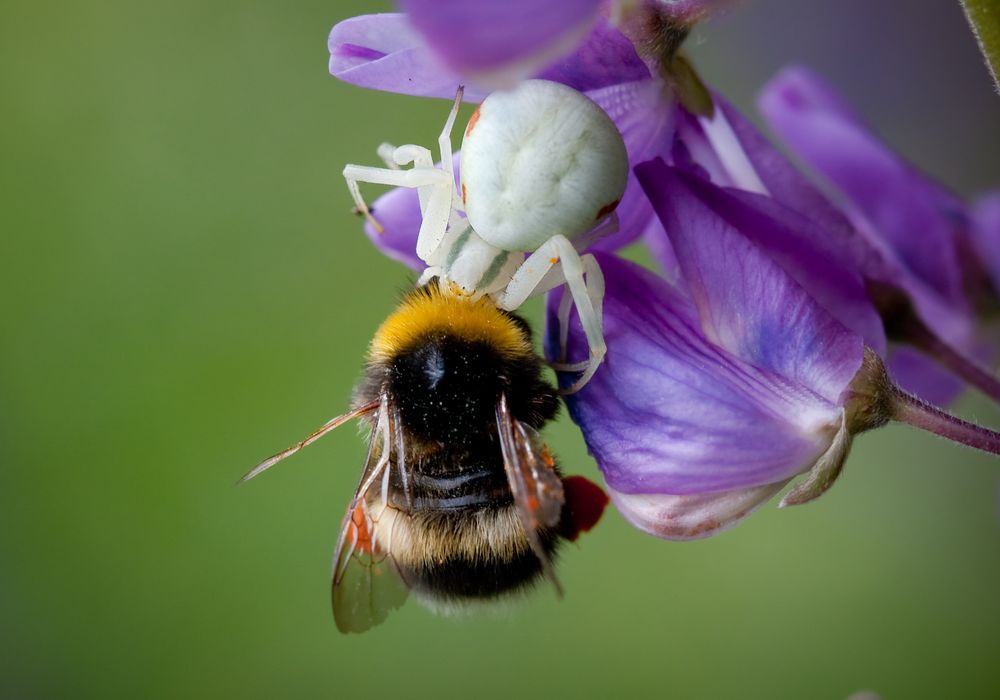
397, 0, 604, 87
333, 1, 734, 90
758, 66, 999, 405
970, 192, 1000, 294
548, 160, 863, 538
551, 158, 1000, 539
327, 7, 1000, 542
663, 72, 1000, 407
330, 11, 677, 257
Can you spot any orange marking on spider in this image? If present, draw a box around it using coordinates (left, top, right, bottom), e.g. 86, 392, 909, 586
465, 104, 481, 137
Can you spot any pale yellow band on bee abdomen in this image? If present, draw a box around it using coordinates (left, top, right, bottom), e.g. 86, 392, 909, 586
369, 502, 530, 569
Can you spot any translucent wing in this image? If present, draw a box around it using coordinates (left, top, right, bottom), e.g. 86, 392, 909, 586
330, 395, 409, 633
495, 393, 566, 595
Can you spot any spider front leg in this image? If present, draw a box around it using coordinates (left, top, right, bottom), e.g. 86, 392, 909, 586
342, 164, 454, 263
437, 86, 466, 212
493, 235, 606, 394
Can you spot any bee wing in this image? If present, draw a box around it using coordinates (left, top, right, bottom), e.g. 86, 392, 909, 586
495, 393, 566, 595
330, 395, 409, 633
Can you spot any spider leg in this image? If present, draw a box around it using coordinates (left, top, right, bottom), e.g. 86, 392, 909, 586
493, 235, 606, 393
342, 164, 454, 263
376, 143, 400, 169
438, 86, 465, 212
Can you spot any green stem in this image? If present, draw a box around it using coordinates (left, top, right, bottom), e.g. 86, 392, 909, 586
960, 0, 1000, 93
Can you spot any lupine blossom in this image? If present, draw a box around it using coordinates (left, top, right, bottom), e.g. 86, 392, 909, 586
329, 2, 1000, 540
328, 8, 685, 256
553, 160, 1000, 538
759, 66, 1000, 404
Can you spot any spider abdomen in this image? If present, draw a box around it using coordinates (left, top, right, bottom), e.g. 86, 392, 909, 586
460, 79, 629, 251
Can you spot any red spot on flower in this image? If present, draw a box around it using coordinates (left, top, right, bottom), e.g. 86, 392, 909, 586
462, 182, 467, 206
560, 475, 609, 541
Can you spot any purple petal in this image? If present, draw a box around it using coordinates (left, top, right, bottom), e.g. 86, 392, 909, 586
674, 95, 873, 269
536, 20, 650, 92
329, 14, 648, 103
637, 160, 864, 405
970, 191, 1000, 293
758, 66, 969, 314
363, 185, 423, 270
399, 0, 602, 85
608, 478, 790, 540
548, 254, 843, 495
887, 347, 965, 409
721, 189, 886, 354
642, 164, 885, 355
329, 14, 488, 101
587, 79, 676, 249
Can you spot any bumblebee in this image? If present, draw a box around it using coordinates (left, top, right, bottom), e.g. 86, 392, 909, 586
244, 282, 608, 633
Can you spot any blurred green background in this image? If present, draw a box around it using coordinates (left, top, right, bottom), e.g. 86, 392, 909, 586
2, 1, 999, 698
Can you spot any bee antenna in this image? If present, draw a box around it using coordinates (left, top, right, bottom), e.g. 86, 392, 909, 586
238, 400, 380, 485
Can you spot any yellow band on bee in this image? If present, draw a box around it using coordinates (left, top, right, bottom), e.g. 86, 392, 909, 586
370, 285, 531, 361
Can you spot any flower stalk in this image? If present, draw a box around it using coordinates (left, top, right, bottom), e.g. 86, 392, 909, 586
868, 279, 1000, 403
848, 347, 1000, 455
890, 385, 1000, 454
897, 317, 1000, 404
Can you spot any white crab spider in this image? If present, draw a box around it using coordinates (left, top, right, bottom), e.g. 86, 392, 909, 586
343, 79, 629, 392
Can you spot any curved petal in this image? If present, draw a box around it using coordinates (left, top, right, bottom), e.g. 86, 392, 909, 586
674, 95, 876, 272
636, 160, 864, 405
329, 14, 649, 102
639, 161, 885, 355
537, 20, 650, 92
970, 191, 1000, 294
887, 346, 965, 409
329, 14, 488, 101
587, 79, 676, 249
547, 254, 842, 495
608, 479, 790, 540
758, 66, 970, 316
399, 0, 602, 86
723, 189, 886, 355
363, 185, 424, 270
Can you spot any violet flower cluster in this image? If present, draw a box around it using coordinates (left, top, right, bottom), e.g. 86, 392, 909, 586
328, 1, 1000, 539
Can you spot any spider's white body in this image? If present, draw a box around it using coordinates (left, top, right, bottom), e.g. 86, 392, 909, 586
343, 79, 628, 391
